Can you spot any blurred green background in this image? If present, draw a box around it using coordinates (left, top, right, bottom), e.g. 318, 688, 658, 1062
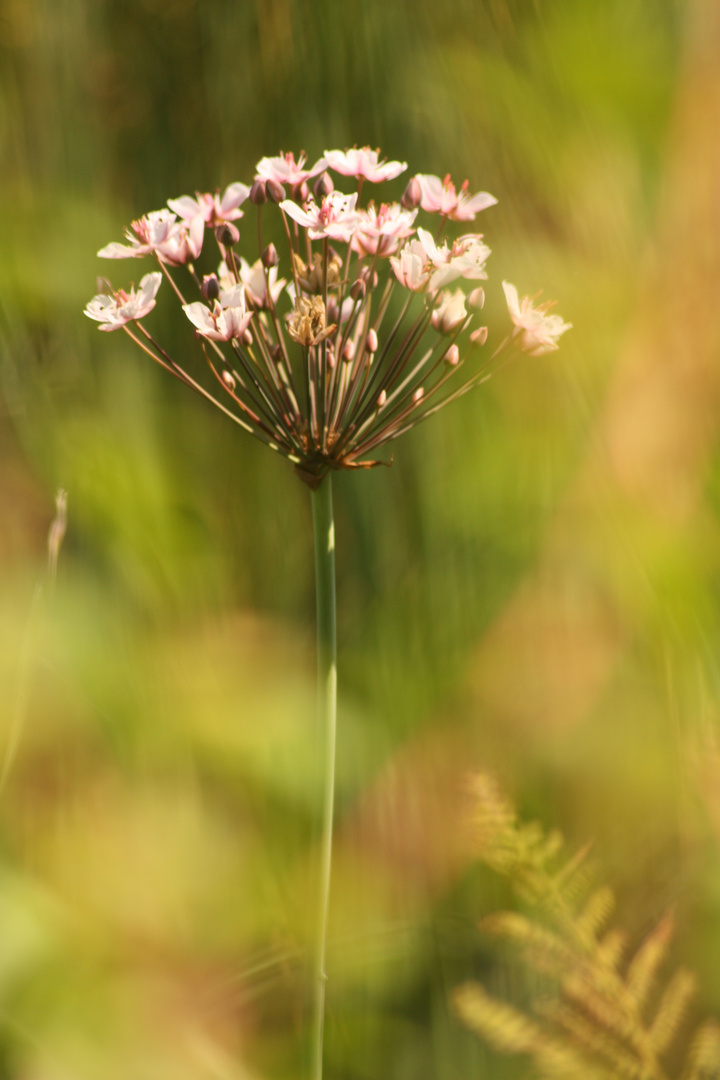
2, 0, 720, 1077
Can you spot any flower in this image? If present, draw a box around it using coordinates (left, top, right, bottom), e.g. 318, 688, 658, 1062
238, 257, 286, 309
183, 284, 253, 341
255, 151, 326, 188
389, 239, 432, 292
502, 281, 572, 355
323, 147, 407, 183
84, 272, 162, 331
389, 229, 491, 292
168, 183, 249, 226
280, 191, 361, 242
431, 288, 468, 334
98, 209, 204, 265
448, 235, 492, 281
287, 295, 335, 347
415, 173, 497, 221
414, 228, 491, 290
88, 147, 567, 486
351, 202, 417, 257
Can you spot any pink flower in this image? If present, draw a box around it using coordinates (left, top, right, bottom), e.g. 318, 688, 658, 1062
98, 209, 204, 265
502, 282, 571, 355
430, 289, 468, 334
416, 229, 491, 290
167, 182, 250, 226
415, 173, 497, 221
451, 235, 492, 281
255, 151, 326, 187
84, 272, 162, 331
238, 257, 286, 308
323, 147, 407, 183
389, 239, 431, 292
280, 191, 361, 242
351, 202, 417, 257
183, 284, 253, 341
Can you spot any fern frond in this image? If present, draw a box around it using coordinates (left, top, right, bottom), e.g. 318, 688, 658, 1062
454, 981, 545, 1055
626, 913, 675, 1011
534, 1039, 615, 1080
550, 841, 597, 910
481, 912, 577, 978
458, 774, 718, 1080
574, 886, 616, 948
538, 998, 653, 1080
681, 1020, 720, 1080
454, 982, 612, 1080
561, 967, 638, 1047
648, 969, 696, 1056
596, 928, 627, 972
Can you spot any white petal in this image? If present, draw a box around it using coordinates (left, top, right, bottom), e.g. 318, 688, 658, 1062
279, 200, 314, 227
97, 241, 144, 259
167, 195, 201, 220
220, 182, 250, 213
502, 281, 521, 321
138, 272, 162, 304
84, 294, 117, 321
183, 302, 216, 334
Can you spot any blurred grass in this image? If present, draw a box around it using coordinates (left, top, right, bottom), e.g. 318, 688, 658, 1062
5, 0, 720, 1078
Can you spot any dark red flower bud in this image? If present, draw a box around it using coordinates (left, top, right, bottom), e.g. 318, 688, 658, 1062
266, 180, 286, 204
202, 273, 220, 300
314, 171, 334, 199
262, 242, 279, 268
401, 176, 421, 210
215, 222, 240, 247
250, 180, 267, 205
349, 278, 366, 302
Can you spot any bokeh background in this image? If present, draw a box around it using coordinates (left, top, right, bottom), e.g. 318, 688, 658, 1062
2, 0, 720, 1077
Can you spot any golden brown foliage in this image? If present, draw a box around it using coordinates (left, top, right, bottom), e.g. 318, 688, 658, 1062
454, 776, 720, 1080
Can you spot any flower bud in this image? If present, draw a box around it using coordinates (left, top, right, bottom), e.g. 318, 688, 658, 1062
402, 176, 421, 210
470, 326, 488, 347
242, 329, 253, 346
296, 181, 310, 204
250, 180, 267, 205
377, 389, 387, 409
266, 179, 286, 204
444, 344, 460, 366
366, 329, 378, 353
314, 171, 334, 199
468, 287, 485, 310
222, 370, 236, 391
270, 344, 283, 363
262, 242, 279, 268
350, 278, 366, 302
342, 340, 355, 363
202, 273, 220, 301
412, 387, 424, 403
216, 222, 240, 247
360, 266, 379, 288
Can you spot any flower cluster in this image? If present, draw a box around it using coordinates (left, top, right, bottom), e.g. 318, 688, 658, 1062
85, 147, 570, 486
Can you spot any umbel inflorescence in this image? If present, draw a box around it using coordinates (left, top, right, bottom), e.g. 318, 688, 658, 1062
85, 148, 570, 486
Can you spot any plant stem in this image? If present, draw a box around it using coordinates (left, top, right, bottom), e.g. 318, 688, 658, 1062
310, 474, 337, 1080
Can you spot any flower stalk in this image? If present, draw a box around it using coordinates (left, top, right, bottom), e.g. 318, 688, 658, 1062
310, 475, 337, 1080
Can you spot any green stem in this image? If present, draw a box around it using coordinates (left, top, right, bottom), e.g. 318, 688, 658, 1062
310, 475, 337, 1080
